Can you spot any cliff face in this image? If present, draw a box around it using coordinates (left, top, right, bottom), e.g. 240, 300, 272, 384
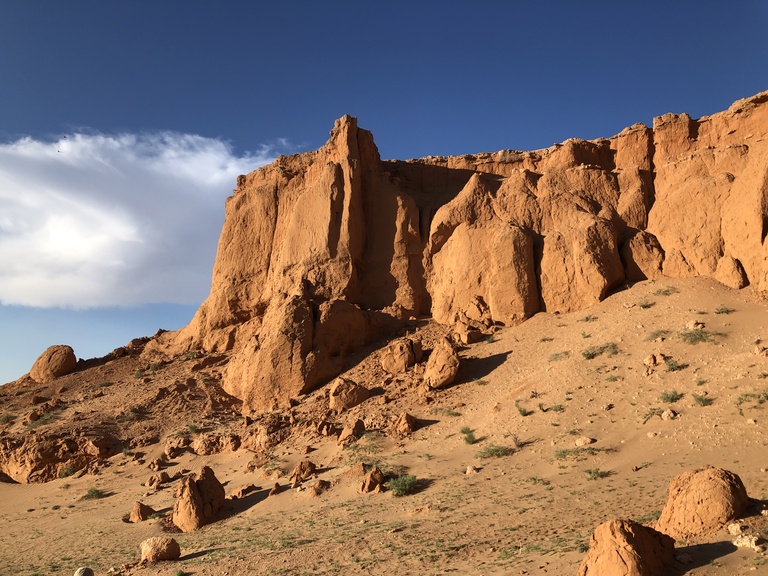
148, 92, 768, 414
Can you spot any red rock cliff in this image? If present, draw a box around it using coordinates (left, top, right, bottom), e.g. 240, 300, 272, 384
148, 92, 768, 414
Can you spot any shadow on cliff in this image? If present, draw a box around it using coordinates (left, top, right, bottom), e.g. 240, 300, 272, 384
453, 351, 510, 386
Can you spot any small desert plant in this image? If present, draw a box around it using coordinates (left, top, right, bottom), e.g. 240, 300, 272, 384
515, 401, 533, 417
548, 351, 570, 362
485, 334, 497, 344
97, 381, 112, 388
664, 356, 688, 372
460, 426, 477, 445
714, 305, 734, 315
526, 476, 550, 486
386, 474, 419, 496
660, 389, 683, 403
473, 378, 488, 386
58, 464, 76, 478
680, 328, 725, 344
585, 467, 610, 480
654, 286, 678, 296
476, 444, 514, 459
606, 374, 619, 382
642, 407, 663, 424
83, 487, 105, 500
188, 424, 202, 435
0, 414, 14, 424
540, 336, 554, 342
554, 447, 606, 461
25, 410, 60, 431
646, 329, 671, 341
579, 314, 598, 323
634, 510, 662, 524
581, 343, 619, 360
692, 393, 713, 406
149, 362, 160, 373
638, 299, 655, 309
186, 350, 198, 361
134, 369, 145, 379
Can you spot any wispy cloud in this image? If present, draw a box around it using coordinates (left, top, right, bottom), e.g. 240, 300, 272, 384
0, 132, 283, 307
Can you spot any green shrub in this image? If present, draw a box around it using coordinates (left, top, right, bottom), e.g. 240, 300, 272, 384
660, 390, 683, 403
476, 444, 514, 459
692, 393, 713, 406
386, 474, 419, 496
83, 487, 105, 500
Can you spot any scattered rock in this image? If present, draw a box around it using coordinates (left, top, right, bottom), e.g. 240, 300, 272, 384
328, 378, 370, 411
191, 433, 241, 455
575, 436, 596, 447
140, 536, 180, 563
389, 412, 417, 438
380, 338, 418, 374
685, 320, 705, 331
466, 466, 479, 475
307, 479, 331, 497
578, 518, 674, 576
727, 522, 745, 535
289, 460, 317, 487
423, 337, 460, 389
268, 482, 282, 496
229, 484, 258, 499
29, 345, 77, 383
128, 501, 156, 523
337, 419, 365, 446
655, 466, 749, 539
145, 471, 170, 489
660, 409, 678, 421
733, 534, 764, 552
172, 466, 225, 532
359, 466, 385, 494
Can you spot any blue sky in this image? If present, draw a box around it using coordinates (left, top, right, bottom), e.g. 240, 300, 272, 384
1, 1, 767, 383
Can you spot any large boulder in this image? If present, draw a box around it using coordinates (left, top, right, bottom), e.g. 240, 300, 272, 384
423, 338, 460, 389
328, 377, 370, 411
655, 466, 749, 540
29, 345, 77, 383
140, 536, 180, 563
578, 518, 674, 576
380, 338, 418, 374
172, 466, 225, 532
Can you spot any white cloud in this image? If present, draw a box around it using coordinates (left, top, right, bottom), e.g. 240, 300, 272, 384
0, 132, 281, 307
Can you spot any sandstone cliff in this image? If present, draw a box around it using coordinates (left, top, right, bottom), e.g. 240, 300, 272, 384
146, 91, 768, 414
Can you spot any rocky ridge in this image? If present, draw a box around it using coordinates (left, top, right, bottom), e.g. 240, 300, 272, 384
136, 90, 768, 414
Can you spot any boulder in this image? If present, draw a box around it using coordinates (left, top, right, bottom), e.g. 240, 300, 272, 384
288, 460, 317, 487
73, 569, 95, 576
380, 338, 417, 374
128, 501, 156, 523
578, 518, 674, 576
423, 338, 460, 389
140, 536, 181, 563
359, 466, 386, 494
191, 433, 240, 455
29, 345, 77, 383
655, 466, 749, 539
328, 378, 370, 412
337, 419, 365, 446
171, 466, 225, 532
389, 412, 417, 438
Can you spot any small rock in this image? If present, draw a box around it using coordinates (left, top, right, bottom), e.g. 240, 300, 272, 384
747, 418, 757, 425
733, 534, 764, 552
661, 409, 678, 421
466, 466, 479, 475
229, 483, 258, 499
359, 467, 385, 494
727, 523, 745, 535
128, 501, 156, 523
73, 569, 95, 576
268, 482, 282, 496
575, 436, 596, 447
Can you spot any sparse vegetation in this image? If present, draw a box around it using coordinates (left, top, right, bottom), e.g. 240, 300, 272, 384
680, 328, 725, 345
692, 393, 713, 406
660, 389, 683, 403
188, 424, 202, 435
554, 447, 611, 461
476, 444, 514, 459
581, 343, 619, 360
585, 468, 610, 480
97, 381, 112, 388
654, 286, 678, 296
460, 426, 477, 445
515, 401, 533, 417
579, 314, 598, 323
715, 305, 734, 314
634, 510, 662, 524
134, 369, 145, 379
646, 329, 671, 341
548, 351, 570, 362
664, 356, 688, 372
58, 464, 76, 478
526, 476, 550, 486
642, 407, 663, 424
0, 414, 14, 424
605, 374, 619, 382
83, 487, 105, 500
638, 299, 654, 309
25, 410, 60, 431
540, 336, 554, 342
735, 390, 768, 416
386, 474, 419, 496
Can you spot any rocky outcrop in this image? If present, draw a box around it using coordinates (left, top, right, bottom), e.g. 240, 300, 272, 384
171, 466, 225, 532
142, 92, 768, 414
578, 518, 675, 576
655, 466, 749, 539
29, 345, 77, 383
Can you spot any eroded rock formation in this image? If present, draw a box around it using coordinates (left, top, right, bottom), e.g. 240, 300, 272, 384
145, 92, 768, 414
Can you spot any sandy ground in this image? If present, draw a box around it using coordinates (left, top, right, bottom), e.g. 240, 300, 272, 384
3, 277, 768, 576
